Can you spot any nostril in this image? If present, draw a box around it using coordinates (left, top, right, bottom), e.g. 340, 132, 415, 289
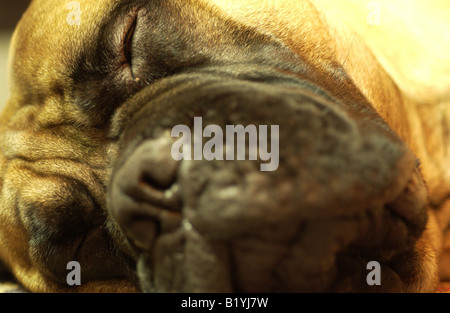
137, 167, 182, 212
109, 134, 183, 251
119, 135, 182, 210
126, 215, 160, 251
141, 170, 175, 192
120, 204, 182, 251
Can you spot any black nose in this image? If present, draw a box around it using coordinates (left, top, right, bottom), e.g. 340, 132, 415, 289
109, 134, 182, 251
107, 76, 428, 292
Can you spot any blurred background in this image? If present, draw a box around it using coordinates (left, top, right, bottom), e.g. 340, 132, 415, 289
0, 0, 30, 110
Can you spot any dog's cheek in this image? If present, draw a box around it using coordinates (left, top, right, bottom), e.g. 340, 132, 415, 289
3, 165, 97, 283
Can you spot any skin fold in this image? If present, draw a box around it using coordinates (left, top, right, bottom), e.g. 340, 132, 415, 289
0, 0, 448, 292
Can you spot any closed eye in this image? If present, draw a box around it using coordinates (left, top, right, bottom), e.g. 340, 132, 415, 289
122, 13, 137, 69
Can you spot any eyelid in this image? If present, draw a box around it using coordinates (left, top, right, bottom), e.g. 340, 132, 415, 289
123, 14, 137, 66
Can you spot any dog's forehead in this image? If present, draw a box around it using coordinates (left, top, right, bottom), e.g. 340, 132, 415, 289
8, 0, 228, 97
9, 0, 119, 94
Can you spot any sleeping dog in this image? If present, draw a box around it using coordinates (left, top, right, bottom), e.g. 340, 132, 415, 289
0, 0, 448, 292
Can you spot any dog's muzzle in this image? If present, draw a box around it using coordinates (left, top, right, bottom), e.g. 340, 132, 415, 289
107, 73, 427, 292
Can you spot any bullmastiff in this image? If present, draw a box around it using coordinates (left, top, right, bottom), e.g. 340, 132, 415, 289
0, 0, 449, 292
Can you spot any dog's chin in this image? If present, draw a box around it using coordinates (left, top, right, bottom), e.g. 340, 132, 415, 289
135, 250, 425, 293
129, 170, 429, 293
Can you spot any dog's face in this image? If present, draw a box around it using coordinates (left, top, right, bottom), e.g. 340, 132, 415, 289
0, 0, 438, 292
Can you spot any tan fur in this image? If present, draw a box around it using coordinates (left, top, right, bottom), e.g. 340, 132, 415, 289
0, 0, 449, 292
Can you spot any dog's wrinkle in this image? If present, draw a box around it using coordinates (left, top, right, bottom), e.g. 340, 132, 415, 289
226, 242, 241, 293
224, 223, 309, 292
384, 169, 428, 234
14, 160, 105, 202
331, 253, 403, 292
69, 0, 314, 127
108, 76, 223, 142
22, 182, 130, 284
108, 66, 333, 144
344, 200, 425, 258
36, 121, 91, 132
189, 64, 318, 91
270, 221, 308, 291
11, 162, 108, 236
7, 155, 107, 172
0, 130, 109, 169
